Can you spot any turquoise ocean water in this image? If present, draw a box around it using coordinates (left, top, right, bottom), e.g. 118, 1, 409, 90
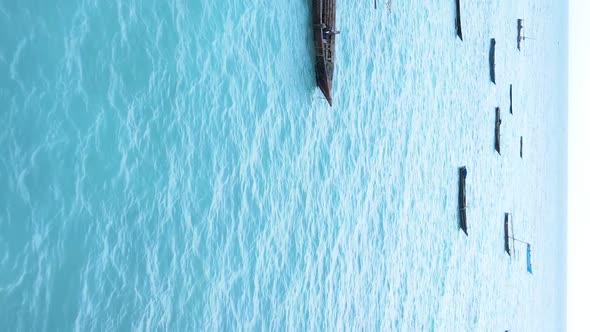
1, 0, 567, 330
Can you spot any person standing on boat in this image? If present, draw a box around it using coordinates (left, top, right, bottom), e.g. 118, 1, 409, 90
325, 24, 340, 35
321, 24, 340, 44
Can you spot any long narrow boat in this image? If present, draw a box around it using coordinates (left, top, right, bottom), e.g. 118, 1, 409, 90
495, 107, 501, 155
509, 84, 513, 114
517, 19, 524, 51
455, 0, 463, 40
520, 136, 523, 158
489, 38, 496, 84
504, 213, 511, 255
526, 243, 533, 274
312, 0, 337, 106
458, 166, 468, 235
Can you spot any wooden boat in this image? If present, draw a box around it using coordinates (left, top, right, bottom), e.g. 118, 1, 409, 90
455, 0, 463, 40
495, 107, 501, 154
489, 38, 496, 84
517, 19, 524, 51
312, 0, 338, 106
458, 166, 468, 235
504, 213, 511, 255
520, 136, 523, 158
509, 84, 513, 114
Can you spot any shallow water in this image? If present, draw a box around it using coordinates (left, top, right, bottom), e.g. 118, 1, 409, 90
0, 0, 567, 330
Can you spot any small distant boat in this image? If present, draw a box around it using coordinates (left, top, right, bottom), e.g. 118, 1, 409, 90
517, 19, 524, 50
504, 213, 511, 255
489, 38, 496, 84
504, 218, 533, 273
455, 0, 463, 40
520, 136, 523, 158
495, 107, 501, 154
509, 84, 513, 114
312, 0, 338, 106
526, 243, 533, 274
458, 166, 468, 235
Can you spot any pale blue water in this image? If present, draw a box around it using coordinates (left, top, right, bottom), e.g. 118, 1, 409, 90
0, 0, 567, 331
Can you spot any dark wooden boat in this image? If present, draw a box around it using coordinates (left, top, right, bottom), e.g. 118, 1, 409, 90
504, 213, 511, 255
495, 107, 501, 154
458, 166, 468, 235
520, 136, 523, 158
312, 0, 337, 106
509, 84, 513, 114
455, 0, 463, 40
489, 38, 496, 84
517, 19, 524, 51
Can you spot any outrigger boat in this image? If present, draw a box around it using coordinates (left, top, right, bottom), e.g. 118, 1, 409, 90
503, 215, 533, 273
495, 107, 501, 155
455, 0, 463, 40
458, 166, 468, 235
312, 0, 338, 106
489, 38, 496, 84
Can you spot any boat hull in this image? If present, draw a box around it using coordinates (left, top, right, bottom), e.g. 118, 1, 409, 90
526, 244, 533, 274
312, 0, 336, 106
489, 38, 496, 84
455, 0, 463, 40
458, 167, 468, 235
504, 213, 511, 255
495, 107, 501, 154
509, 84, 513, 114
